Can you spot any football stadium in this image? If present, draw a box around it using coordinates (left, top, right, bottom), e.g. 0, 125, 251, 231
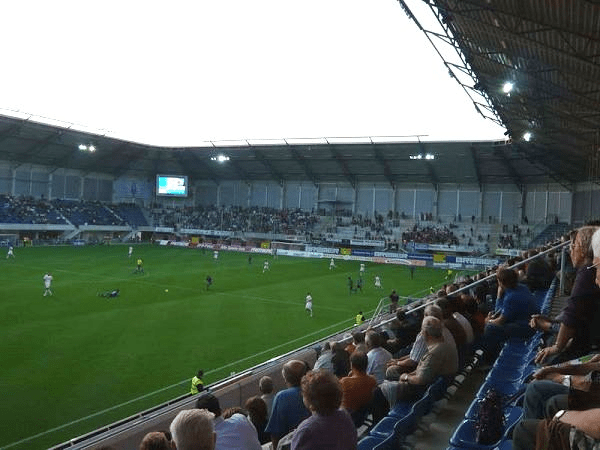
2, 1, 600, 450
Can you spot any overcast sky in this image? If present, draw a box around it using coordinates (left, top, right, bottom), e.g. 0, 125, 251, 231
0, 0, 506, 147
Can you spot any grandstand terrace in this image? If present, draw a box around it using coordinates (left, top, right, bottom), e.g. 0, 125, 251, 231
1, 1, 600, 449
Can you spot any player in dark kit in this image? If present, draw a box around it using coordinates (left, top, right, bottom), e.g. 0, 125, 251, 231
206, 275, 213, 290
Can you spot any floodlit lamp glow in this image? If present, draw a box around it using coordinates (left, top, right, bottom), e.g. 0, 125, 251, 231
211, 154, 230, 162
523, 131, 532, 141
78, 144, 87, 150
88, 145, 96, 152
503, 82, 514, 94
425, 153, 435, 160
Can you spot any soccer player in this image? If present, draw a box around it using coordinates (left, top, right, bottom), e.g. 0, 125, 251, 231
348, 276, 354, 294
356, 277, 363, 293
136, 258, 144, 274
329, 258, 336, 270
305, 292, 313, 317
213, 250, 219, 262
128, 246, 133, 258
7, 245, 15, 259
206, 275, 212, 290
263, 260, 270, 273
99, 289, 120, 298
374, 275, 382, 289
43, 272, 53, 296
359, 263, 365, 276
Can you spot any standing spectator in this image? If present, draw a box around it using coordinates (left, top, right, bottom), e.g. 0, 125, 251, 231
291, 370, 357, 450
265, 360, 310, 449
170, 408, 216, 450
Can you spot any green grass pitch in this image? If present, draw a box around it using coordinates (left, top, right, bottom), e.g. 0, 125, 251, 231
0, 244, 455, 449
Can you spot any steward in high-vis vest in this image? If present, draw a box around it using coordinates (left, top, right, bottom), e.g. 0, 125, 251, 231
190, 369, 205, 394
355, 311, 365, 326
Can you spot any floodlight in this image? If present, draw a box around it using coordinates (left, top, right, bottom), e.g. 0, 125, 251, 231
210, 154, 230, 162
78, 144, 87, 150
88, 145, 96, 152
502, 82, 514, 94
523, 131, 532, 142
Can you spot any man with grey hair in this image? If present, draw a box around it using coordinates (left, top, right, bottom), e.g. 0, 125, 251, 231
170, 408, 216, 450
372, 316, 459, 422
385, 303, 457, 381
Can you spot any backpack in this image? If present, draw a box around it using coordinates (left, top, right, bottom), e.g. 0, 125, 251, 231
474, 389, 505, 445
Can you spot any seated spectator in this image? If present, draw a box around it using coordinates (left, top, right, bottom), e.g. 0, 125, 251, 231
513, 354, 600, 450
344, 330, 367, 355
195, 393, 261, 450
139, 432, 171, 450
291, 370, 357, 450
483, 267, 538, 361
265, 360, 311, 449
372, 316, 458, 422
340, 351, 377, 427
534, 226, 600, 365
259, 376, 275, 417
170, 408, 216, 450
365, 330, 393, 384
244, 396, 270, 445
331, 341, 350, 378
313, 342, 333, 371
385, 304, 457, 381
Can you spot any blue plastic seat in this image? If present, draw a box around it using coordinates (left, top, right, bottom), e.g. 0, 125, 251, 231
358, 435, 385, 450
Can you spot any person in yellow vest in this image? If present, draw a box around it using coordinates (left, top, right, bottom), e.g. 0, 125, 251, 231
355, 311, 365, 326
190, 369, 205, 394
136, 258, 144, 274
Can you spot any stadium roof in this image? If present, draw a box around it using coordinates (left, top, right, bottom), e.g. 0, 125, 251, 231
399, 0, 600, 187
0, 0, 598, 190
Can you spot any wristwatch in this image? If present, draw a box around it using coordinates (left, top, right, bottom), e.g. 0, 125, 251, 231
561, 375, 571, 387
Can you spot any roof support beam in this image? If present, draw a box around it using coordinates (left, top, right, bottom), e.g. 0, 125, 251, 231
289, 146, 319, 187
328, 145, 356, 188
372, 144, 395, 188
252, 149, 284, 186
470, 144, 482, 190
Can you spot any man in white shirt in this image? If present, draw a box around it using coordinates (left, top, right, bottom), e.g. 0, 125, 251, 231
305, 293, 313, 317
43, 272, 53, 296
196, 393, 261, 450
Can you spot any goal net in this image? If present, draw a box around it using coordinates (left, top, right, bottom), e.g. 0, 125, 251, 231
0, 234, 18, 247
271, 241, 306, 252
